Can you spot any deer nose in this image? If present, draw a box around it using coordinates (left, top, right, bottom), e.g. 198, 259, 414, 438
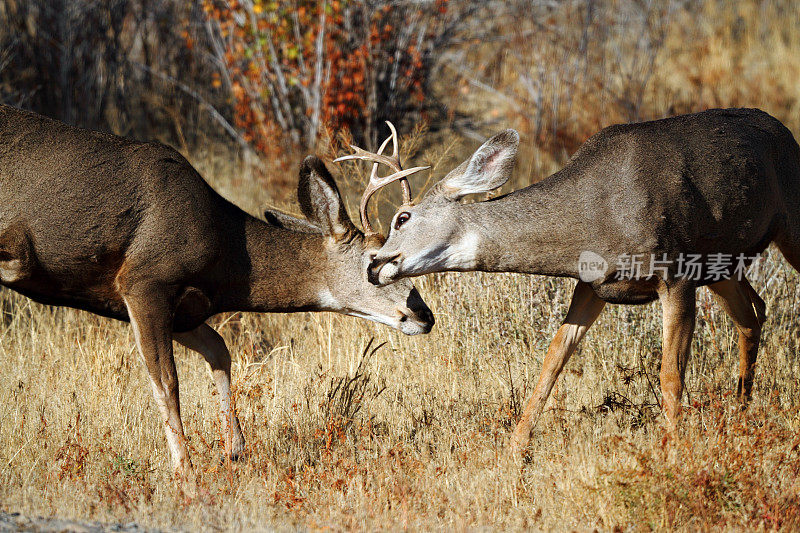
406, 287, 434, 332
367, 254, 400, 285
417, 306, 435, 332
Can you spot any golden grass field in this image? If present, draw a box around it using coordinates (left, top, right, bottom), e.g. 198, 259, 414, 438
2, 0, 800, 530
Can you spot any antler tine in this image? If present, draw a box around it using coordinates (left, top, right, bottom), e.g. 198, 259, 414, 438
358, 136, 392, 234
386, 120, 399, 159
359, 165, 429, 234
383, 121, 412, 203
332, 144, 400, 173
334, 122, 427, 234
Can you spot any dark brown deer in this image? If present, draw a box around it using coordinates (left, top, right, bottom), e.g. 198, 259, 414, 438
340, 108, 800, 451
0, 104, 434, 481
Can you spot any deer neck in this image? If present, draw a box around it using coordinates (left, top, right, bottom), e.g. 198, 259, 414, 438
216, 215, 326, 313
458, 181, 591, 278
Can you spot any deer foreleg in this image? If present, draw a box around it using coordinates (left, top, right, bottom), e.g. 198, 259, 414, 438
123, 287, 193, 482
510, 281, 605, 451
174, 323, 245, 460
708, 278, 764, 402
658, 280, 696, 427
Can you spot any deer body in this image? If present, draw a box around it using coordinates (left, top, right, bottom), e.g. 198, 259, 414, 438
360, 108, 798, 450
0, 106, 319, 325
0, 104, 433, 481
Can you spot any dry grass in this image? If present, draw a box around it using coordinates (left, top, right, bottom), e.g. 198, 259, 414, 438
3, 0, 800, 530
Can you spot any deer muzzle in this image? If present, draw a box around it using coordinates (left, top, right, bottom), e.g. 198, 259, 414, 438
367, 253, 401, 286
400, 287, 434, 334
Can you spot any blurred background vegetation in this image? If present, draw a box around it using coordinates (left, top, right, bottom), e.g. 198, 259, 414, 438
2, 0, 799, 200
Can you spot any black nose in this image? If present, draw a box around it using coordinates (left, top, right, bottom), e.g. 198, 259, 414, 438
407, 288, 435, 332
367, 259, 382, 285
419, 307, 435, 333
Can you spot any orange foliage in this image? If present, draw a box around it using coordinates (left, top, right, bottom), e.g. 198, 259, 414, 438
201, 0, 430, 160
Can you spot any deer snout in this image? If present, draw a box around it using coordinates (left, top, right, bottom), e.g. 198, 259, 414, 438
367, 253, 401, 286
417, 307, 435, 333
398, 287, 434, 334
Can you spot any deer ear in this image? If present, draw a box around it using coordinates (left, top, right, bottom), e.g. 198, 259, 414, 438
297, 155, 356, 241
263, 207, 322, 234
431, 129, 519, 201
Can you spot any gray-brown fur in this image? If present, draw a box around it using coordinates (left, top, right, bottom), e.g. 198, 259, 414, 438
372, 109, 800, 299
0, 104, 433, 480
368, 108, 799, 448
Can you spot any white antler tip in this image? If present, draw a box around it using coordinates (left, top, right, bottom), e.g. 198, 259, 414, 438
385, 122, 399, 158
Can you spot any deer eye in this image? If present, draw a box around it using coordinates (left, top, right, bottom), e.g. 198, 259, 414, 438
394, 212, 411, 230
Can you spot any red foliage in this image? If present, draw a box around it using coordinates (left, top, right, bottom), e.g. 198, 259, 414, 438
202, 0, 430, 160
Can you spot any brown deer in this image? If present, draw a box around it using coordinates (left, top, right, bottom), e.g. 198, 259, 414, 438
0, 104, 434, 480
339, 108, 799, 451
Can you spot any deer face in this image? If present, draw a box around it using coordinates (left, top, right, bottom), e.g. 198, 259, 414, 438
323, 231, 434, 335
366, 198, 466, 285
270, 156, 434, 335
365, 129, 520, 286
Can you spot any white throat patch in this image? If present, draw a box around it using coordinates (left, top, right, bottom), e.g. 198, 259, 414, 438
445, 232, 480, 270
401, 231, 481, 276
317, 289, 340, 310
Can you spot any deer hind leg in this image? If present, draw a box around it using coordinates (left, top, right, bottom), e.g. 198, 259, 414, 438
742, 278, 767, 325
708, 278, 765, 401
122, 286, 193, 481
510, 281, 605, 451
658, 280, 696, 428
174, 323, 245, 460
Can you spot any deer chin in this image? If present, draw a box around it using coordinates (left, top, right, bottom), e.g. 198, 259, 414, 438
346, 309, 431, 335
397, 317, 433, 336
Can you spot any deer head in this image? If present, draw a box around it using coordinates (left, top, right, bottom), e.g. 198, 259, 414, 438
335, 127, 519, 286
266, 155, 434, 334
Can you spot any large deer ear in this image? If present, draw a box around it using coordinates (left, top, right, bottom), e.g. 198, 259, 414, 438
297, 155, 356, 241
427, 129, 519, 201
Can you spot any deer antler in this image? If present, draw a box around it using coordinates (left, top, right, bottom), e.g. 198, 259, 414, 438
334, 121, 429, 234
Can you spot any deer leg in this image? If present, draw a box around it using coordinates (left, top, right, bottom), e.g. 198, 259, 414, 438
707, 278, 764, 401
658, 280, 696, 427
510, 281, 605, 451
174, 323, 245, 460
123, 288, 193, 481
742, 278, 767, 325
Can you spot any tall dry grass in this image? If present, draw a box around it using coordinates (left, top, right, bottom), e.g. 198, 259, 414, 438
2, 0, 800, 530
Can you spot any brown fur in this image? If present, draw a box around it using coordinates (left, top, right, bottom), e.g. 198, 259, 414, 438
0, 104, 434, 481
